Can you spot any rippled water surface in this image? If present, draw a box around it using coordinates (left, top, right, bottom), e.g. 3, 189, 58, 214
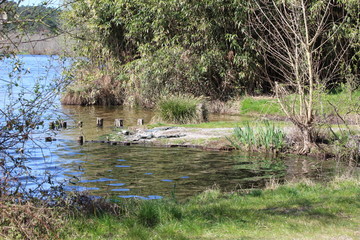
29, 138, 336, 200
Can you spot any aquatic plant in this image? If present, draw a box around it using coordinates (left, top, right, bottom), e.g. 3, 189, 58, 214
228, 121, 286, 151
154, 94, 208, 124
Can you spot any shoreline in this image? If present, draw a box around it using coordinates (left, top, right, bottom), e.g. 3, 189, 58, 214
89, 124, 360, 158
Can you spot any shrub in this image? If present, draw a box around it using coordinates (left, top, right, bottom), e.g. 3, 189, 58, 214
0, 198, 64, 240
120, 46, 245, 107
154, 94, 208, 124
61, 70, 124, 106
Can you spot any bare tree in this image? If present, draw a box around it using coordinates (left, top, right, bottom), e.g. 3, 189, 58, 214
249, 0, 356, 153
0, 1, 65, 196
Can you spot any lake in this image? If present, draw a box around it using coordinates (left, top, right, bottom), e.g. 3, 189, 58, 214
0, 55, 339, 200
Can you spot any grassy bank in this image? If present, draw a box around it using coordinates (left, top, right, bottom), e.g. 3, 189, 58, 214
239, 91, 360, 119
57, 177, 360, 239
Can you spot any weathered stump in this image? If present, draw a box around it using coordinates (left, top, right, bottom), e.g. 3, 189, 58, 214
114, 119, 124, 128
77, 136, 84, 145
137, 119, 144, 126
45, 137, 52, 142
97, 118, 104, 127
49, 122, 55, 130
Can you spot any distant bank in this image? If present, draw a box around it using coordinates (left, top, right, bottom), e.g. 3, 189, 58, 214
0, 33, 73, 55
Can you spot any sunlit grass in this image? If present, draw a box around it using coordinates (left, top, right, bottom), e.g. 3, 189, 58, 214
63, 177, 360, 240
148, 119, 289, 129
240, 96, 284, 115
240, 90, 360, 117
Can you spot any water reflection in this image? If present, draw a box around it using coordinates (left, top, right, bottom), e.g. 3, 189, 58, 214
27, 139, 333, 200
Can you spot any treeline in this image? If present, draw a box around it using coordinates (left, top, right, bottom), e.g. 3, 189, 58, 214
0, 1, 64, 55
1, 2, 60, 33
62, 0, 359, 107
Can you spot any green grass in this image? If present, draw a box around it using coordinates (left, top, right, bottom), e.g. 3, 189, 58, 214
240, 91, 360, 117
148, 119, 288, 129
240, 97, 284, 115
317, 90, 360, 115
154, 95, 207, 124
62, 177, 360, 239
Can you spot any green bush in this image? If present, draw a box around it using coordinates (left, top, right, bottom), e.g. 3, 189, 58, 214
154, 94, 208, 124
120, 46, 245, 107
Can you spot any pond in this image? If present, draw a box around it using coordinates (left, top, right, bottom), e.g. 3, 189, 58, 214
28, 139, 336, 200
0, 55, 340, 200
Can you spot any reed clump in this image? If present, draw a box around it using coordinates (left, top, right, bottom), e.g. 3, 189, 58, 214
228, 121, 286, 152
153, 94, 208, 124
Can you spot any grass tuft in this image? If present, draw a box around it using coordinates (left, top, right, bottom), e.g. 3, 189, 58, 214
154, 94, 208, 124
137, 201, 161, 228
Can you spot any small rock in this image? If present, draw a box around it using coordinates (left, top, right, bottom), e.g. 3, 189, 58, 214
140, 133, 154, 139
157, 134, 186, 139
122, 130, 130, 135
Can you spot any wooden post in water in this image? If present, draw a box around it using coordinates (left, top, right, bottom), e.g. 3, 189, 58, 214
137, 119, 144, 126
49, 122, 55, 130
97, 118, 104, 127
114, 119, 124, 128
62, 121, 67, 128
77, 136, 84, 145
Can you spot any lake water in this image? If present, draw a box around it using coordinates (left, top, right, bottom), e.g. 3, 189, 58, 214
0, 55, 340, 200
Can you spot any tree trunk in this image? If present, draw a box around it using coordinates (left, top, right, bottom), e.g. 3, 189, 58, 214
301, 128, 313, 154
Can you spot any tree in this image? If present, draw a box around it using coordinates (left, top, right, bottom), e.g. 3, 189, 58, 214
0, 0, 64, 196
61, 0, 261, 106
248, 0, 358, 153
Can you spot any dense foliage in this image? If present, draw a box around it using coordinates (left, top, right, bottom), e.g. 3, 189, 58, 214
62, 0, 260, 106
62, 0, 359, 107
